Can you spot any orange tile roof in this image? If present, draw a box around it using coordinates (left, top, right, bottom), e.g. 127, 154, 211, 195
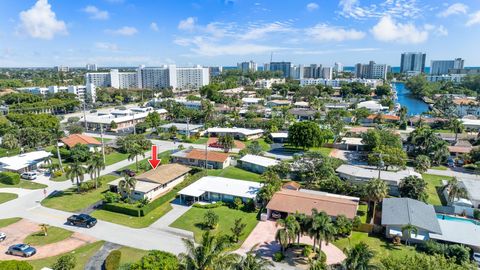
266, 189, 359, 219
366, 114, 400, 121
61, 134, 101, 148
447, 146, 472, 154
452, 98, 478, 106
185, 149, 230, 163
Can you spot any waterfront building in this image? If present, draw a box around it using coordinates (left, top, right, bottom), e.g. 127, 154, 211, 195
355, 61, 387, 80
400, 52, 426, 74
430, 58, 464, 75
270, 62, 291, 78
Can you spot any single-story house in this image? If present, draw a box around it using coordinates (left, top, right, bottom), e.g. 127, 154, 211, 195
459, 178, 480, 208
381, 198, 442, 243
361, 114, 400, 126
159, 123, 203, 135
443, 178, 480, 213
206, 127, 264, 140
178, 176, 262, 204
270, 132, 288, 143
294, 101, 309, 108
357, 100, 386, 112
61, 134, 102, 151
239, 154, 279, 174
336, 164, 422, 196
288, 108, 318, 121
266, 100, 291, 107
266, 189, 359, 220
461, 118, 480, 131
334, 137, 366, 151
242, 97, 263, 106
430, 218, 480, 251
171, 148, 231, 169
0, 151, 52, 173
109, 164, 191, 201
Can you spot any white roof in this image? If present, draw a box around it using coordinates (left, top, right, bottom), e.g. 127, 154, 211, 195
240, 154, 279, 168
357, 100, 384, 111
242, 98, 263, 103
81, 109, 167, 125
294, 101, 309, 107
461, 118, 480, 127
270, 132, 288, 138
178, 176, 262, 199
0, 151, 52, 171
336, 164, 421, 184
338, 137, 364, 145
160, 123, 203, 131
109, 178, 159, 193
207, 127, 264, 136
430, 219, 480, 248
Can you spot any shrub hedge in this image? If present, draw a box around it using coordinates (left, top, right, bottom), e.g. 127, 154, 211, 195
0, 172, 20, 185
104, 250, 121, 270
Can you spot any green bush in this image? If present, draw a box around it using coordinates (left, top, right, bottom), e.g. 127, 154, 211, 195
233, 197, 244, 210
303, 245, 313, 257
103, 191, 121, 203
273, 251, 285, 262
52, 254, 76, 270
104, 250, 121, 270
0, 260, 33, 270
0, 172, 20, 185
129, 250, 178, 270
474, 209, 480, 220
53, 170, 63, 178
102, 203, 141, 217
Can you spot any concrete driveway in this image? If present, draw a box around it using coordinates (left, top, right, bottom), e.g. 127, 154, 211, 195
237, 220, 346, 266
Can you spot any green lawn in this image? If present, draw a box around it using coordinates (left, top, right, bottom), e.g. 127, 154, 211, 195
245, 138, 270, 151
334, 232, 417, 265
0, 192, 18, 204
29, 241, 104, 270
430, 165, 448, 171
422, 174, 452, 206
91, 202, 173, 228
192, 137, 209, 144
282, 145, 333, 156
207, 166, 263, 182
24, 226, 74, 246
117, 246, 149, 265
118, 150, 171, 173
357, 203, 368, 223
0, 217, 21, 228
41, 175, 118, 212
0, 180, 47, 190
104, 151, 129, 166
170, 206, 258, 249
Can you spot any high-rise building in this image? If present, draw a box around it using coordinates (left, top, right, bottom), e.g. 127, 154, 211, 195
86, 64, 97, 71
237, 61, 257, 73
54, 65, 69, 72
334, 62, 343, 73
269, 62, 291, 78
321, 67, 333, 80
355, 61, 388, 80
290, 65, 304, 79
430, 58, 464, 75
209, 66, 223, 77
400, 52, 426, 74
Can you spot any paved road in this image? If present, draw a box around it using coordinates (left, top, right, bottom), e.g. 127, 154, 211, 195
84, 242, 122, 270
426, 168, 480, 179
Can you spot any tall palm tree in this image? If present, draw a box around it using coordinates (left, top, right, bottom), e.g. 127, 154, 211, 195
179, 231, 240, 270
126, 143, 145, 172
308, 210, 337, 253
401, 223, 418, 246
218, 134, 235, 153
118, 175, 137, 200
66, 160, 86, 193
51, 127, 65, 172
236, 245, 273, 270
449, 118, 465, 142
293, 212, 310, 244
343, 242, 376, 270
446, 177, 468, 203
87, 151, 105, 189
275, 228, 289, 253
276, 215, 300, 247
364, 178, 388, 224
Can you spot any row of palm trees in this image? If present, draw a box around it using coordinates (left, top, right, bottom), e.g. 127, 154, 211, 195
65, 151, 105, 193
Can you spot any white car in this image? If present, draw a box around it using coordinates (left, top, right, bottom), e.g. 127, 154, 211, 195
0, 232, 6, 242
21, 172, 37, 180
473, 252, 480, 266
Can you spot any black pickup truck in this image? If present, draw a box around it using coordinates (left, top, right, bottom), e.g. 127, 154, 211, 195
67, 214, 97, 228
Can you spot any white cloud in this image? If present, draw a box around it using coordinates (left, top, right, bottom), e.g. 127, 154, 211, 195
437, 3, 468, 17
83, 5, 109, 20
95, 42, 118, 51
466, 10, 480, 26
306, 3, 319, 12
150, 22, 159, 32
306, 24, 365, 42
424, 24, 448, 37
371, 15, 428, 44
106, 26, 138, 36
18, 0, 67, 40
338, 0, 421, 19
240, 22, 293, 40
178, 17, 196, 31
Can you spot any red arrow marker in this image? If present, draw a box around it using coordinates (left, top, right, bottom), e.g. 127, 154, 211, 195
148, 145, 161, 169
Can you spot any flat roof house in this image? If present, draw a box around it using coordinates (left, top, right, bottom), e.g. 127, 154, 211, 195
206, 127, 264, 140
109, 164, 191, 201
61, 134, 102, 151
171, 148, 231, 169
336, 164, 421, 196
178, 176, 262, 203
382, 198, 442, 243
269, 132, 288, 143
159, 123, 203, 135
334, 137, 366, 151
0, 151, 52, 173
239, 154, 279, 174
266, 189, 359, 220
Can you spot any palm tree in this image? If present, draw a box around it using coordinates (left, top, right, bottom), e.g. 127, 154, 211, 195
449, 119, 465, 142
66, 160, 86, 193
118, 175, 137, 200
51, 127, 65, 172
1, 133, 18, 150
343, 242, 376, 270
87, 151, 105, 189
308, 210, 336, 253
275, 228, 289, 253
401, 224, 418, 246
236, 245, 273, 270
294, 212, 310, 244
364, 178, 388, 224
179, 231, 240, 270
218, 134, 235, 153
276, 215, 300, 247
126, 143, 145, 172
446, 177, 468, 203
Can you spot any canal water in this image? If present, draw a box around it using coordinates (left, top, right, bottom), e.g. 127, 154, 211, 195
394, 82, 430, 116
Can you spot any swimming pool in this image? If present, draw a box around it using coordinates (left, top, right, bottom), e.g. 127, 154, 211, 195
436, 214, 480, 226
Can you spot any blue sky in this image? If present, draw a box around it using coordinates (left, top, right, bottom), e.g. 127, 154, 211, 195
1, 0, 480, 67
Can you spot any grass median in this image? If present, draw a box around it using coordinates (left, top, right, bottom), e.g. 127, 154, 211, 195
0, 192, 18, 204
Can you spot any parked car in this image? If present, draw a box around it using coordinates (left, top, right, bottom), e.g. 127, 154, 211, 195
0, 232, 6, 242
6, 244, 36, 257
271, 211, 282, 219
67, 214, 97, 228
473, 252, 480, 266
122, 169, 136, 177
21, 172, 37, 180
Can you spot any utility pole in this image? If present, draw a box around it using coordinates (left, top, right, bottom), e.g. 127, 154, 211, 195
100, 124, 106, 164
205, 133, 209, 170
377, 153, 385, 179
132, 113, 136, 135
83, 102, 88, 131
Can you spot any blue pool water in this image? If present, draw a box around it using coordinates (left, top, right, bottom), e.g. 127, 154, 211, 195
436, 214, 480, 225
394, 82, 430, 116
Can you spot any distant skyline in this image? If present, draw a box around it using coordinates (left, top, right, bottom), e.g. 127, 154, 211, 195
1, 0, 480, 67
